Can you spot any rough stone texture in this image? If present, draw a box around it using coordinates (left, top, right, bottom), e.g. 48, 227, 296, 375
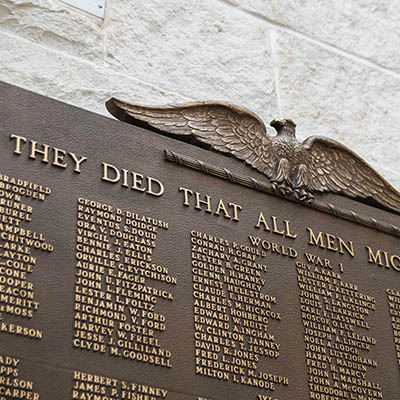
223, 0, 400, 72
0, 30, 189, 116
0, 0, 105, 62
276, 31, 400, 189
103, 0, 278, 121
0, 0, 399, 190
0, 0, 279, 123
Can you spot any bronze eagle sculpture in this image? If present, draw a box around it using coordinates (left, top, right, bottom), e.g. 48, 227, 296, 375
106, 98, 400, 214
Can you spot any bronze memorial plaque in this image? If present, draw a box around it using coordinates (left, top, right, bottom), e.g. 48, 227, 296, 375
0, 80, 399, 400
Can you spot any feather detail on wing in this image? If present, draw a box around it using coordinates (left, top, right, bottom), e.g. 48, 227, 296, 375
304, 136, 400, 213
106, 98, 274, 177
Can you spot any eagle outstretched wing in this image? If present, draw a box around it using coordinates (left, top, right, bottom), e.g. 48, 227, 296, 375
304, 136, 400, 212
106, 98, 275, 177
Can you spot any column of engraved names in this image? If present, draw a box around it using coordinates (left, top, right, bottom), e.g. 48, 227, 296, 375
386, 289, 400, 368
0, 173, 52, 340
73, 369, 214, 400
73, 369, 168, 400
74, 198, 176, 368
192, 230, 288, 395
0, 353, 40, 400
296, 261, 382, 399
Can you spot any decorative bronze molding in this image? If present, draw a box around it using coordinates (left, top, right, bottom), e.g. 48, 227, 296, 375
106, 98, 400, 215
164, 149, 400, 239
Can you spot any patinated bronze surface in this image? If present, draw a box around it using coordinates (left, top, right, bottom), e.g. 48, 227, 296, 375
107, 98, 400, 214
0, 81, 400, 400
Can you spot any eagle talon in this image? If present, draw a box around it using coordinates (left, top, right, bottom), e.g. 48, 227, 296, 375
294, 188, 314, 202
294, 189, 306, 201
305, 192, 315, 203
272, 181, 292, 197
107, 100, 400, 215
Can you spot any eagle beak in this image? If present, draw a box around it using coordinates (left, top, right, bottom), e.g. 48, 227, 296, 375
270, 119, 284, 130
270, 119, 297, 130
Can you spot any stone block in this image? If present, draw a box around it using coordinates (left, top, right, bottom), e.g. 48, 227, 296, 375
0, 0, 104, 62
277, 31, 400, 190
103, 0, 279, 121
0, 30, 189, 117
226, 0, 400, 72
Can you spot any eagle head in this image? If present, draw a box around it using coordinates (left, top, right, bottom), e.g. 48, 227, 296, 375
270, 119, 297, 137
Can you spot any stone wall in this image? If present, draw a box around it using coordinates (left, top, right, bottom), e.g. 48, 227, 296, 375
1, 0, 399, 189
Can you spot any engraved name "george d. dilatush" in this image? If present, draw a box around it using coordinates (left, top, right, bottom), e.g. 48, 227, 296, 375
0, 81, 399, 400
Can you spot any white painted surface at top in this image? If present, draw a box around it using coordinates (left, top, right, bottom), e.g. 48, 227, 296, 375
61, 0, 105, 18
